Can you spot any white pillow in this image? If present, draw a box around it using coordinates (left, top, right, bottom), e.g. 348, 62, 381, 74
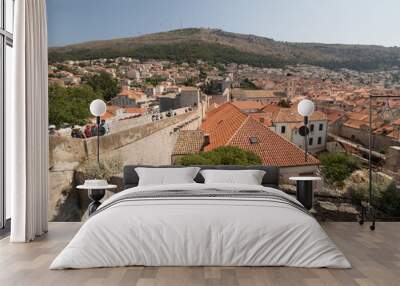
135, 167, 200, 186
200, 169, 265, 185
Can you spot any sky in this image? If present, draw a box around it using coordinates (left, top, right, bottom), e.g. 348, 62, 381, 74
47, 0, 400, 47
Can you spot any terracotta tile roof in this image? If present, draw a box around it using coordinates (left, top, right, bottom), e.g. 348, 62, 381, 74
231, 101, 265, 111
326, 110, 345, 124
228, 117, 320, 167
231, 89, 277, 100
347, 112, 369, 122
393, 118, 400, 126
125, 107, 145, 114
343, 119, 383, 130
118, 88, 145, 100
172, 130, 205, 155
343, 119, 365, 129
273, 108, 327, 123
102, 111, 115, 121
107, 105, 120, 114
202, 102, 247, 150
261, 104, 281, 114
201, 102, 319, 167
249, 113, 273, 127
241, 90, 277, 98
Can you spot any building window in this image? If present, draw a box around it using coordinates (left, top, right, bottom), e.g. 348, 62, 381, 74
281, 126, 286, 134
319, 123, 324, 131
310, 124, 314, 132
309, 138, 313, 146
318, 137, 322, 145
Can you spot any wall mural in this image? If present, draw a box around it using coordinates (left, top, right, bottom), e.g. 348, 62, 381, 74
47, 4, 400, 224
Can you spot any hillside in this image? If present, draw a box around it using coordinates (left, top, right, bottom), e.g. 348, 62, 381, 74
49, 28, 400, 71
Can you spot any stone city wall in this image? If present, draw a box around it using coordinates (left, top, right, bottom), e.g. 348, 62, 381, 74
49, 110, 202, 221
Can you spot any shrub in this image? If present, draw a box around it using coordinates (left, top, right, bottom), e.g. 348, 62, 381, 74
378, 182, 400, 217
278, 99, 291, 108
346, 170, 400, 217
319, 152, 360, 187
239, 78, 260, 90
78, 156, 123, 180
177, 146, 262, 166
346, 170, 385, 205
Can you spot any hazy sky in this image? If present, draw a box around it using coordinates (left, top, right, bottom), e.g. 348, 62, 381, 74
47, 0, 400, 47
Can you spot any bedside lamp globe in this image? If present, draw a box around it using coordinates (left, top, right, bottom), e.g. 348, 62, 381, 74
90, 99, 107, 117
297, 99, 315, 117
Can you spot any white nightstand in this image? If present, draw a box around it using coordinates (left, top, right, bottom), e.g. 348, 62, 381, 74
77, 183, 117, 215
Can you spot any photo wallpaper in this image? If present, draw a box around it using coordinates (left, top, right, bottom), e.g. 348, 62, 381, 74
46, 0, 400, 222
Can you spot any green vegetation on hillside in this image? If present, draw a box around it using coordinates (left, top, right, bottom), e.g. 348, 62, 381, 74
50, 42, 292, 68
176, 146, 262, 166
48, 28, 400, 71
319, 152, 361, 187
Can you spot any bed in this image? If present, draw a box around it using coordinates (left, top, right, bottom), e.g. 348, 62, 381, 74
50, 165, 351, 269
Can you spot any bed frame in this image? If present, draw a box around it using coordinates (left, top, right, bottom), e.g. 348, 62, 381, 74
123, 165, 280, 189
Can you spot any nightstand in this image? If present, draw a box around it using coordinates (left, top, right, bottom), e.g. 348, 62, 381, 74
77, 183, 117, 215
289, 176, 321, 210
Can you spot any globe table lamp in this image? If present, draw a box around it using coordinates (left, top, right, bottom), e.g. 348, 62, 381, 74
297, 99, 315, 162
90, 99, 107, 164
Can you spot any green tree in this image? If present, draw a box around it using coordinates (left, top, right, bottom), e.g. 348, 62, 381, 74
201, 80, 222, 95
145, 75, 167, 87
85, 72, 119, 101
48, 84, 100, 126
183, 77, 197, 87
319, 152, 360, 187
278, 99, 291, 108
199, 68, 208, 80
177, 146, 262, 166
239, 78, 260, 90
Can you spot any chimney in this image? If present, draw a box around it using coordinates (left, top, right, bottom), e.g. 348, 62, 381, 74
203, 133, 210, 148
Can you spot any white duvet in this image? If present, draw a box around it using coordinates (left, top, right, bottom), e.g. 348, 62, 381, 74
50, 183, 351, 269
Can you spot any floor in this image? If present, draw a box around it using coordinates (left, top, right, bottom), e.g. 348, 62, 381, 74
0, 222, 398, 286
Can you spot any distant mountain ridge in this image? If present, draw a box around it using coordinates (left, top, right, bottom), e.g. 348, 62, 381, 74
49, 28, 400, 71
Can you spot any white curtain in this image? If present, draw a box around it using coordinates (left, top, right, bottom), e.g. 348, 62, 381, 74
7, 0, 49, 242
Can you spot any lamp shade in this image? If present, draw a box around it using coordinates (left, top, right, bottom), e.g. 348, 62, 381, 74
297, 99, 315, 117
90, 99, 107, 117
